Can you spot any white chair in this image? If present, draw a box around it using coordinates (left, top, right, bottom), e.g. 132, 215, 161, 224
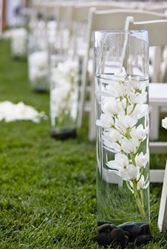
158, 161, 167, 232
128, 19, 167, 142
128, 18, 167, 232
78, 8, 166, 141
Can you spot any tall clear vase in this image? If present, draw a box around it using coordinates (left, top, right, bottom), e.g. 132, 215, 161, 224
11, 28, 27, 60
95, 31, 152, 248
49, 47, 80, 140
27, 17, 49, 92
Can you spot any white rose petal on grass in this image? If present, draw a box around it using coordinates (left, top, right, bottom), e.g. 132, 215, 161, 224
96, 114, 114, 128
0, 101, 47, 123
135, 152, 148, 169
107, 153, 139, 181
162, 117, 167, 129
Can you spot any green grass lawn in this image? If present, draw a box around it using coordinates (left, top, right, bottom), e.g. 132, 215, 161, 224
0, 40, 166, 249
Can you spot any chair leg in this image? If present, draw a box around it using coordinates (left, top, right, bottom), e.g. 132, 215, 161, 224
158, 161, 167, 232
150, 105, 160, 141
77, 58, 88, 128
88, 80, 96, 141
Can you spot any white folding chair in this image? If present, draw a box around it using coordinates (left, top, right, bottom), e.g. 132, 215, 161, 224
129, 18, 167, 141
128, 18, 167, 232
158, 161, 167, 232
78, 8, 166, 141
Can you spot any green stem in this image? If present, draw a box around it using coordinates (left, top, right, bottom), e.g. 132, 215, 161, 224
132, 180, 146, 220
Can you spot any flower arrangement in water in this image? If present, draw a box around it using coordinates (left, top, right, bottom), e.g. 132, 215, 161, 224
11, 28, 27, 59
162, 117, 167, 129
96, 72, 149, 219
28, 51, 48, 90
50, 58, 79, 131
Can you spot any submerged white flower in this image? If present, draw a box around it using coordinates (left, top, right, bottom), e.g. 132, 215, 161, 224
28, 51, 48, 82
137, 175, 149, 190
102, 97, 125, 116
127, 79, 148, 94
105, 81, 125, 98
130, 124, 148, 141
105, 129, 122, 143
162, 117, 167, 129
102, 130, 122, 153
115, 115, 137, 134
121, 137, 139, 154
131, 104, 149, 120
96, 114, 114, 128
107, 153, 139, 181
103, 139, 121, 153
129, 92, 147, 104
50, 58, 79, 119
135, 152, 148, 169
11, 28, 27, 56
57, 59, 78, 77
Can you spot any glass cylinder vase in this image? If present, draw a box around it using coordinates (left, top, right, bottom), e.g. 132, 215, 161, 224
27, 17, 49, 92
49, 51, 80, 140
95, 31, 151, 248
11, 28, 27, 60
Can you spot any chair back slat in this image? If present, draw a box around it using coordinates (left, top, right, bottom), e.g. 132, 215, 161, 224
130, 20, 167, 46
91, 9, 166, 31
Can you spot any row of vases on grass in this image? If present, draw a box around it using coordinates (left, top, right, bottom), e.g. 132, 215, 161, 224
10, 16, 80, 139
11, 17, 151, 247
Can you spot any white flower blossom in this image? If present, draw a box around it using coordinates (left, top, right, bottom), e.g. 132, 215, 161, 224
96, 114, 114, 128
135, 152, 148, 169
103, 139, 121, 153
129, 79, 148, 93
102, 130, 122, 153
50, 58, 79, 121
121, 137, 140, 154
102, 97, 126, 116
11, 28, 27, 57
104, 129, 122, 143
162, 117, 167, 129
137, 175, 149, 190
131, 104, 149, 120
105, 81, 125, 98
115, 115, 137, 134
96, 73, 149, 194
28, 51, 48, 82
130, 124, 148, 141
129, 92, 147, 104
107, 153, 139, 181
